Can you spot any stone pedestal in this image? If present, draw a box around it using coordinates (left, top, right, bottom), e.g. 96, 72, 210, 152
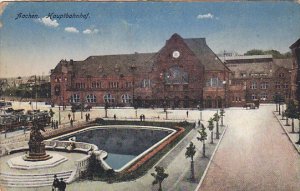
23, 142, 52, 161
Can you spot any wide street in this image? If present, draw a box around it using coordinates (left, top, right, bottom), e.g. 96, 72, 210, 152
199, 105, 300, 191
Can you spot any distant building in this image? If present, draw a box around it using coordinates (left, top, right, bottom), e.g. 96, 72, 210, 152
290, 38, 300, 102
50, 33, 230, 108
225, 55, 292, 106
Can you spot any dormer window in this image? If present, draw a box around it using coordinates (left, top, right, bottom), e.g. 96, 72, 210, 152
279, 73, 285, 78
115, 64, 120, 72
98, 65, 104, 72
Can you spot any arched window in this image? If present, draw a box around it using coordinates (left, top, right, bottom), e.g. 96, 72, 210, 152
104, 93, 115, 103
86, 94, 96, 103
70, 94, 80, 103
121, 94, 132, 103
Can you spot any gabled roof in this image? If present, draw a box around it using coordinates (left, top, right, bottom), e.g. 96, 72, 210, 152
183, 38, 229, 71
290, 38, 300, 49
54, 53, 155, 77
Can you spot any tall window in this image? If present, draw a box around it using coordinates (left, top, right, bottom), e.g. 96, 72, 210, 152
91, 81, 101, 89
206, 77, 223, 87
260, 82, 268, 89
75, 82, 85, 89
70, 94, 80, 103
109, 82, 119, 89
141, 79, 151, 88
251, 94, 257, 100
279, 73, 285, 78
125, 82, 133, 88
275, 82, 281, 89
86, 94, 96, 103
250, 82, 257, 89
283, 83, 289, 89
121, 94, 132, 103
104, 93, 115, 103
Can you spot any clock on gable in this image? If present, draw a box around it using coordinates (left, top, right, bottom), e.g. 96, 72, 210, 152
172, 51, 180, 58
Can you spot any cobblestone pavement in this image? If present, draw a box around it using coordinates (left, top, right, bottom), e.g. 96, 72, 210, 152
199, 105, 300, 191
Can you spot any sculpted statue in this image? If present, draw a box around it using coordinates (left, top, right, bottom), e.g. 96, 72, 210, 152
29, 120, 45, 143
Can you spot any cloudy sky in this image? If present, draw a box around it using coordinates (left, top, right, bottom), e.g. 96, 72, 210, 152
0, 2, 300, 78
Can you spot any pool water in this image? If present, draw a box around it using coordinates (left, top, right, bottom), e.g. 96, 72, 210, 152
105, 153, 136, 170
55, 126, 174, 171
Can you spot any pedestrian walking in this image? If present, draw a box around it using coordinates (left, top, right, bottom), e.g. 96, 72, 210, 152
142, 114, 145, 121
186, 110, 189, 118
51, 119, 54, 129
56, 120, 59, 129
198, 120, 200, 127
58, 178, 66, 191
70, 118, 73, 127
85, 113, 88, 122
114, 114, 116, 120
88, 113, 90, 121
52, 175, 59, 191
140, 115, 142, 121
68, 113, 71, 120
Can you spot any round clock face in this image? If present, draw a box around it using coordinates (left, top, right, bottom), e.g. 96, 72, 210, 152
172, 51, 180, 58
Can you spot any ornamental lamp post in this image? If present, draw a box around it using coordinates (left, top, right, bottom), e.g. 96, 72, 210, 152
222, 80, 227, 108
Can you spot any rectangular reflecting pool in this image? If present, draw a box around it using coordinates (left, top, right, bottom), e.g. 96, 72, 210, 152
54, 125, 176, 171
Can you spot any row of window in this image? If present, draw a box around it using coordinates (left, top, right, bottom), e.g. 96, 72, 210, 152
239, 73, 286, 78
73, 79, 150, 89
70, 94, 132, 103
250, 93, 289, 100
249, 82, 289, 89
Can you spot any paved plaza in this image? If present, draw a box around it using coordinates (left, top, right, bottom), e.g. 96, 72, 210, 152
199, 105, 300, 191
1, 103, 300, 191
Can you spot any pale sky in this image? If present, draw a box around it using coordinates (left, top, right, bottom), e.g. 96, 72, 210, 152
1, 2, 300, 78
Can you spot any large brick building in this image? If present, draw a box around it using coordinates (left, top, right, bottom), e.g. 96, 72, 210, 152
224, 55, 292, 106
50, 33, 293, 108
50, 33, 230, 108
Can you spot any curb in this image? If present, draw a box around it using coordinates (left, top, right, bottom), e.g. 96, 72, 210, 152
194, 124, 229, 191
273, 112, 300, 154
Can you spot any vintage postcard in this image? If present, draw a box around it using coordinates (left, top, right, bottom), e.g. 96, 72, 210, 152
0, 1, 300, 191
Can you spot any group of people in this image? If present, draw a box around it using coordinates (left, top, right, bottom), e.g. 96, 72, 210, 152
52, 175, 66, 191
85, 113, 91, 122
51, 119, 59, 129
139, 114, 146, 121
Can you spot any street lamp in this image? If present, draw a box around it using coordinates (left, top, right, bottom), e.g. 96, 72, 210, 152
222, 80, 227, 108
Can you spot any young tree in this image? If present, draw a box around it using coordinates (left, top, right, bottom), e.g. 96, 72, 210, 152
207, 117, 215, 144
197, 124, 207, 157
296, 117, 300, 145
151, 166, 168, 191
134, 104, 138, 119
185, 142, 196, 181
71, 106, 76, 120
220, 108, 225, 126
213, 112, 220, 139
284, 110, 290, 126
286, 100, 298, 133
104, 102, 109, 118
49, 108, 55, 119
